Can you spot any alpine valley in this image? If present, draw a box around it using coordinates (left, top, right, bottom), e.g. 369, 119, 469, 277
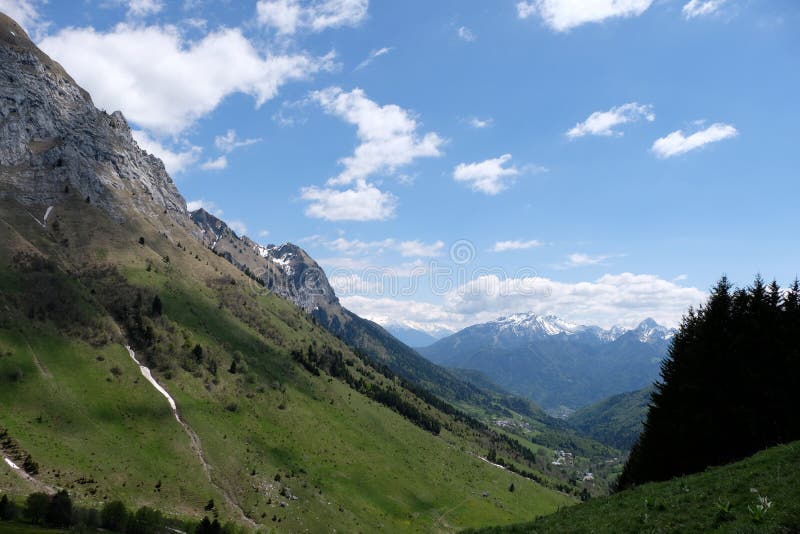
0, 12, 609, 532
2, 4, 800, 534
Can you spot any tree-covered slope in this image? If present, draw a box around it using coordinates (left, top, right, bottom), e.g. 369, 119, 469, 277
568, 387, 653, 450
619, 276, 800, 489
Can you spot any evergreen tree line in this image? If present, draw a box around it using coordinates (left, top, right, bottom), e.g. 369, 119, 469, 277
619, 276, 800, 489
0, 490, 239, 534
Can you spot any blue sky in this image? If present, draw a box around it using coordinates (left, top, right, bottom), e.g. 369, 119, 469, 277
5, 0, 799, 332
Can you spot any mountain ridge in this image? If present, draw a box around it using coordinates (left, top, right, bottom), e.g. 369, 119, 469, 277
419, 313, 673, 410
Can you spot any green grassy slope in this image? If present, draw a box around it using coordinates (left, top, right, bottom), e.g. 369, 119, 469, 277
0, 198, 575, 531
465, 440, 800, 533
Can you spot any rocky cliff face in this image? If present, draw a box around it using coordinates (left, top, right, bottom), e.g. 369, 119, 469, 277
191, 208, 339, 312
0, 13, 186, 223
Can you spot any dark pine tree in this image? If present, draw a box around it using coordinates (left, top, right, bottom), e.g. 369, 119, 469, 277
618, 275, 800, 489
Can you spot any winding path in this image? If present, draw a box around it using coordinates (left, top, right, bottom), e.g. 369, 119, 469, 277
2, 455, 54, 493
125, 346, 257, 528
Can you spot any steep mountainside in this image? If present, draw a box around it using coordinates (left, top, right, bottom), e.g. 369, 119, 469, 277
419, 313, 673, 411
0, 13, 580, 531
568, 387, 653, 450
187, 208, 559, 428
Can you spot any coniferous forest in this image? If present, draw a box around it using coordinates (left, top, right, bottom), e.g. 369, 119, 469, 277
619, 276, 800, 489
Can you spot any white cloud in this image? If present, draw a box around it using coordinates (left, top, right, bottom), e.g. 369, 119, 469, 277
325, 237, 395, 255
341, 272, 705, 331
567, 102, 655, 138
651, 122, 737, 158
446, 272, 706, 329
342, 295, 461, 329
355, 46, 393, 71
127, 0, 163, 17
468, 117, 493, 129
39, 25, 334, 135
132, 129, 200, 174
398, 240, 444, 257
186, 199, 223, 216
258, 229, 270, 237
314, 236, 442, 258
329, 274, 384, 296
682, 0, 725, 19
0, 0, 44, 35
227, 220, 248, 236
557, 252, 613, 269
453, 154, 520, 195
516, 0, 653, 32
311, 87, 443, 186
256, 0, 368, 35
301, 183, 397, 221
457, 25, 476, 42
256, 0, 301, 34
214, 129, 262, 152
200, 155, 228, 170
492, 240, 543, 252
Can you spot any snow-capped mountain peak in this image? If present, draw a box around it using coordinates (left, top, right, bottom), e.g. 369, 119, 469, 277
485, 312, 674, 343
631, 318, 674, 343
493, 312, 586, 337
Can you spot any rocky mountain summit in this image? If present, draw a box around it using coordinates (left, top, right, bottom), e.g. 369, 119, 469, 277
0, 13, 186, 224
190, 208, 338, 312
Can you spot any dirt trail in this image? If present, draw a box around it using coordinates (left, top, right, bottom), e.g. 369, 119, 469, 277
25, 340, 52, 378
2, 455, 55, 494
125, 346, 257, 528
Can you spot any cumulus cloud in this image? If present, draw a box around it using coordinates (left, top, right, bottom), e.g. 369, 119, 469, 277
311, 87, 443, 187
341, 272, 705, 331
556, 252, 613, 269
39, 25, 334, 135
567, 102, 655, 138
256, 0, 368, 35
315, 236, 443, 258
453, 154, 520, 195
325, 237, 396, 255
516, 0, 653, 32
651, 122, 737, 158
398, 240, 444, 257
127, 0, 163, 17
492, 240, 543, 252
200, 155, 228, 171
446, 272, 706, 328
468, 117, 493, 129
301, 183, 397, 221
457, 26, 476, 42
355, 46, 392, 70
342, 295, 461, 330
682, 0, 725, 19
302, 87, 442, 221
214, 129, 262, 152
132, 129, 200, 174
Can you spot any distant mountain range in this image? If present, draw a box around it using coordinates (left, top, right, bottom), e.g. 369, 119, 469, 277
418, 313, 674, 411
